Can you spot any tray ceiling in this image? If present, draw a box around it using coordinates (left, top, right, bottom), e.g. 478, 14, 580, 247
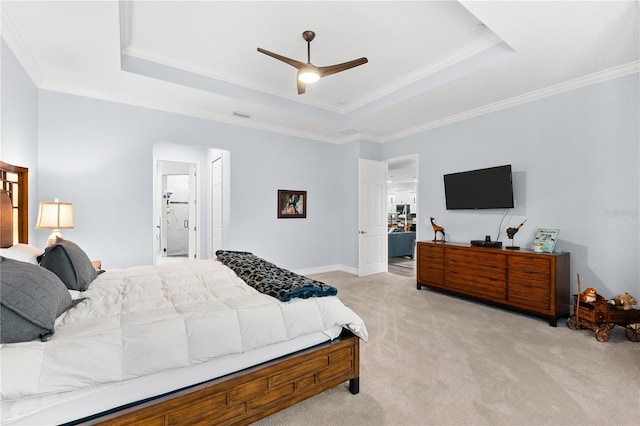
2, 1, 638, 143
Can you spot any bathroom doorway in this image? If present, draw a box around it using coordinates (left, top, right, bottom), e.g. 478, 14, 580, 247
156, 160, 198, 263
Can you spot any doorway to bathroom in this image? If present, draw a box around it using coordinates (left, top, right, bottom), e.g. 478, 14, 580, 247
156, 160, 197, 263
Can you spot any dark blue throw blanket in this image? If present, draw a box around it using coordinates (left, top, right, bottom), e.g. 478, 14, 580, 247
215, 250, 337, 302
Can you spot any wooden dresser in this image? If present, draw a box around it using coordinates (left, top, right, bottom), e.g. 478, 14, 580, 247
417, 241, 570, 326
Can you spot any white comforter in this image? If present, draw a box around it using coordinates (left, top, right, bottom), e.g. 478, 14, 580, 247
0, 260, 367, 400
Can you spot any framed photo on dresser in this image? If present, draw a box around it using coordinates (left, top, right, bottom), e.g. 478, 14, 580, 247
532, 228, 559, 253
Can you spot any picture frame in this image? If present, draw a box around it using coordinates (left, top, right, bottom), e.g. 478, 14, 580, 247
531, 228, 559, 253
277, 190, 306, 218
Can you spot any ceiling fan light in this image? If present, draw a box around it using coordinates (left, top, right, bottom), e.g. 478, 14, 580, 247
298, 70, 320, 84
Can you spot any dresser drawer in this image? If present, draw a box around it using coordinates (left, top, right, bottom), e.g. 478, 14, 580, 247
446, 247, 506, 268
418, 264, 444, 286
508, 283, 550, 312
508, 255, 551, 289
445, 272, 506, 301
508, 255, 551, 274
418, 243, 444, 258
417, 243, 445, 287
419, 251, 444, 267
446, 259, 506, 281
508, 270, 551, 289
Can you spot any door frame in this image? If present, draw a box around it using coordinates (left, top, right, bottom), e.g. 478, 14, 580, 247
385, 154, 420, 258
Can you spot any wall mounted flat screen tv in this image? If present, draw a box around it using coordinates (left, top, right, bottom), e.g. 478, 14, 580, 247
444, 164, 514, 210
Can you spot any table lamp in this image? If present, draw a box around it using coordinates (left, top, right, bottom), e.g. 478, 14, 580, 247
36, 198, 74, 246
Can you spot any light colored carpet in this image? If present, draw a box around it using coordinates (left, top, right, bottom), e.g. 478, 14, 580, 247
255, 271, 639, 426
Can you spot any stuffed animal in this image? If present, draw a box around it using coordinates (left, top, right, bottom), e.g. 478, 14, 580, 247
580, 287, 598, 303
608, 293, 637, 310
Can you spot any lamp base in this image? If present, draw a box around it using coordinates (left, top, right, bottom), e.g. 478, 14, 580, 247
47, 230, 64, 247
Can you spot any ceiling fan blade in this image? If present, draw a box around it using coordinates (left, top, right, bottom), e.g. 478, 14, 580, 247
257, 47, 305, 69
318, 57, 368, 77
297, 79, 307, 95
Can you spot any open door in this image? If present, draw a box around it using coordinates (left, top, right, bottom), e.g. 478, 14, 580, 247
358, 158, 388, 276
187, 165, 197, 259
211, 156, 223, 255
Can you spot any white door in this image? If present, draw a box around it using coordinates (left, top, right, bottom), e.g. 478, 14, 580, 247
211, 156, 223, 255
188, 165, 198, 259
359, 158, 388, 276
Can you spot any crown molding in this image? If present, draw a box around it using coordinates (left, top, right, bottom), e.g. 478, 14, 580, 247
1, 6, 45, 86
38, 59, 637, 147
348, 34, 505, 112
381, 60, 640, 143
38, 82, 343, 144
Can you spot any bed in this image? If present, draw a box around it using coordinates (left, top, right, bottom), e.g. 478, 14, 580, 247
0, 162, 367, 425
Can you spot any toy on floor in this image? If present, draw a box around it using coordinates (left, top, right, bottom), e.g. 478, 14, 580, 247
568, 274, 640, 342
579, 287, 598, 303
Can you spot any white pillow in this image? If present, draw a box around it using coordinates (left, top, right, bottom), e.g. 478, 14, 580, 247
68, 290, 81, 300
0, 243, 43, 264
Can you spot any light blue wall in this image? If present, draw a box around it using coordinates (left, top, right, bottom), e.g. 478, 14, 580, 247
336, 140, 383, 271
36, 91, 348, 270
381, 74, 640, 297
0, 39, 39, 236
3, 36, 639, 297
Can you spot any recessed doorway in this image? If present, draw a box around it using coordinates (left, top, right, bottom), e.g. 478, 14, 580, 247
386, 154, 418, 276
155, 160, 198, 264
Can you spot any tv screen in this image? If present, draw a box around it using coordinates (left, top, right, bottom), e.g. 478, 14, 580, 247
444, 165, 514, 210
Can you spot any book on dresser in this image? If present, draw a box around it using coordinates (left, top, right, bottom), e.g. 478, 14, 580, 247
416, 241, 570, 326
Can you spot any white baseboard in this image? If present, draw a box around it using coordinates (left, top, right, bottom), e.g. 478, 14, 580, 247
294, 264, 358, 276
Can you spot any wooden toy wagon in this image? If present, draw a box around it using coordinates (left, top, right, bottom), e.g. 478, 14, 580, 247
567, 275, 640, 342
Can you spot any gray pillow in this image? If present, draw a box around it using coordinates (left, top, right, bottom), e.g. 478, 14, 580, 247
0, 257, 73, 343
38, 239, 97, 291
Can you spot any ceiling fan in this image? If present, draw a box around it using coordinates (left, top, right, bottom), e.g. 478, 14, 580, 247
257, 30, 368, 95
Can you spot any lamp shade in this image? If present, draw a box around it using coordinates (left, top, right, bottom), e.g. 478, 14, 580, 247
35, 200, 74, 230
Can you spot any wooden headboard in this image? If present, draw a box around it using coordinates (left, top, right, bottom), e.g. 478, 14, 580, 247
1, 190, 13, 248
0, 161, 29, 248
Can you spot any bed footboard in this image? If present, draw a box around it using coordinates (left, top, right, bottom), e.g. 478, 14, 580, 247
79, 330, 359, 425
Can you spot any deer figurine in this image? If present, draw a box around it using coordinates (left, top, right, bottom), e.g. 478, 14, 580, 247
430, 217, 446, 242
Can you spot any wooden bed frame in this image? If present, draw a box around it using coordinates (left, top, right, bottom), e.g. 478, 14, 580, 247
80, 330, 359, 426
0, 161, 361, 426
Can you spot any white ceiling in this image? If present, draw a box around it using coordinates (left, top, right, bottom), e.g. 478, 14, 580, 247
2, 1, 638, 144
